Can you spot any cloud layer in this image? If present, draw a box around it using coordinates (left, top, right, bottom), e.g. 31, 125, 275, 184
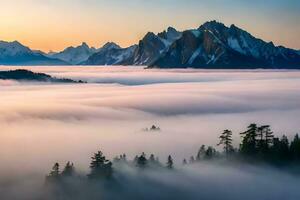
1, 66, 300, 199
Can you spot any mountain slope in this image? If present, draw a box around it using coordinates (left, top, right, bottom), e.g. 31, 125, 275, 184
150, 21, 300, 69
133, 27, 182, 65
84, 27, 181, 66
46, 42, 97, 65
84, 44, 137, 65
0, 41, 67, 65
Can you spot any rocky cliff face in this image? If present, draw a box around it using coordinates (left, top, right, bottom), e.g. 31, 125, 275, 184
150, 21, 300, 68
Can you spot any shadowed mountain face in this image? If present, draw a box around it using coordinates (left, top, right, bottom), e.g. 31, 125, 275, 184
150, 21, 300, 69
0, 69, 80, 83
133, 28, 182, 65
84, 28, 182, 66
0, 41, 68, 66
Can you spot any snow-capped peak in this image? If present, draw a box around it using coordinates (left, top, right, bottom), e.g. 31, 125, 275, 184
46, 42, 98, 64
0, 40, 32, 57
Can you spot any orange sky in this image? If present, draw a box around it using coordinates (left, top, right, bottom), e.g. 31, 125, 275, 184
0, 0, 299, 52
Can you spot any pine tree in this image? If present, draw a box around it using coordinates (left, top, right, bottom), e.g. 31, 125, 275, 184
189, 156, 195, 164
280, 135, 290, 161
218, 130, 233, 156
240, 123, 258, 156
61, 161, 75, 177
49, 163, 60, 177
166, 155, 174, 169
88, 151, 113, 179
196, 145, 206, 161
204, 146, 216, 159
290, 134, 300, 161
257, 126, 265, 151
121, 154, 127, 162
137, 152, 147, 168
263, 125, 274, 149
46, 162, 61, 183
270, 135, 290, 163
149, 154, 155, 163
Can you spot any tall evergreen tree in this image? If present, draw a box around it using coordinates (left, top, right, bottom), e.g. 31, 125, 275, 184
46, 163, 61, 183
88, 151, 113, 179
149, 154, 155, 163
61, 162, 75, 177
256, 125, 274, 158
218, 130, 234, 155
49, 163, 60, 177
137, 152, 147, 168
196, 145, 206, 161
240, 124, 258, 156
166, 155, 174, 169
270, 135, 290, 163
290, 134, 300, 161
263, 125, 274, 149
204, 146, 216, 159
189, 156, 195, 164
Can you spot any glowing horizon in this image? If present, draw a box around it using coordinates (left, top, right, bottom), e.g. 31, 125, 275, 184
0, 0, 299, 52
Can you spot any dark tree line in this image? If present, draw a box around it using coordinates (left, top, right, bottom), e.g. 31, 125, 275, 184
238, 124, 300, 164
46, 123, 300, 183
182, 123, 300, 166
46, 151, 174, 183
46, 162, 75, 183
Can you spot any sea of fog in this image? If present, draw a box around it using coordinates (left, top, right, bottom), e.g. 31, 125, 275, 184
1, 66, 300, 200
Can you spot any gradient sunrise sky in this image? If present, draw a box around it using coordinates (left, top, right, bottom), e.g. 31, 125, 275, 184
0, 0, 299, 52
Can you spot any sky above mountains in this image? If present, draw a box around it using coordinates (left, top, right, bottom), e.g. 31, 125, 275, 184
0, 0, 299, 52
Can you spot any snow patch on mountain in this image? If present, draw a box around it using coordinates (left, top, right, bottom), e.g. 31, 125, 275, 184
188, 46, 202, 65
0, 41, 32, 57
191, 30, 201, 37
227, 37, 245, 54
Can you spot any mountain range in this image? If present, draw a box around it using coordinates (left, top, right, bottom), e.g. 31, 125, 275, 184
0, 41, 67, 65
1, 21, 300, 69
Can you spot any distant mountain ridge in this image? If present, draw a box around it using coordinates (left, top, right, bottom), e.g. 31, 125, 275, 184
84, 43, 137, 65
1, 21, 300, 68
46, 42, 97, 65
0, 41, 67, 65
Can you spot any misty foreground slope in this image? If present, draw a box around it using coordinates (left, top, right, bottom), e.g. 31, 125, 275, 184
39, 123, 300, 200
0, 69, 81, 83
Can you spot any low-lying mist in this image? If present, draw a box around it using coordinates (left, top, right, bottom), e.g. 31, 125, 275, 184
1, 161, 300, 200
1, 66, 300, 199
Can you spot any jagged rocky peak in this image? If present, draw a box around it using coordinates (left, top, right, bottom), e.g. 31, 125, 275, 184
100, 42, 121, 50
81, 42, 89, 48
133, 32, 169, 65
158, 27, 182, 42
150, 21, 300, 69
199, 20, 227, 31
143, 32, 159, 41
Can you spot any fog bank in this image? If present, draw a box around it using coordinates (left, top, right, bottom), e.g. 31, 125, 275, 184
0, 66, 300, 199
